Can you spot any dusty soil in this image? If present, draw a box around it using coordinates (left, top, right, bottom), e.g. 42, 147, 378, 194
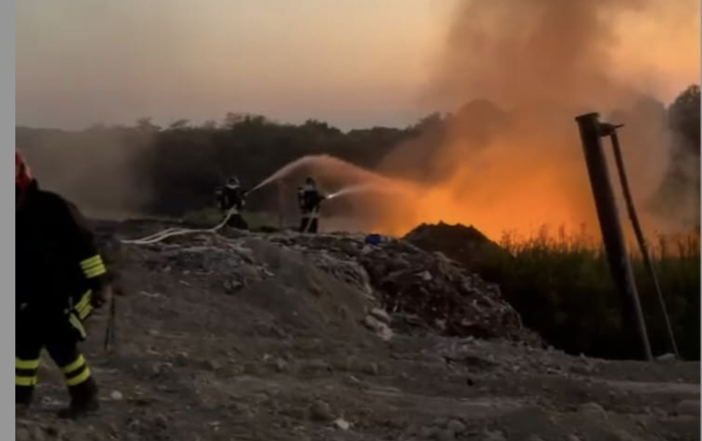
16, 221, 700, 441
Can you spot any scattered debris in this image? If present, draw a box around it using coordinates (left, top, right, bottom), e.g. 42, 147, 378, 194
333, 417, 351, 430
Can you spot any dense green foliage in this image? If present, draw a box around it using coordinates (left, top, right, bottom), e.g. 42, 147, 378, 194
493, 231, 700, 360
16, 87, 700, 360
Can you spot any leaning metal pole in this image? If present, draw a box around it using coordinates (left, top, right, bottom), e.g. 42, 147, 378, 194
608, 128, 680, 358
574, 112, 653, 362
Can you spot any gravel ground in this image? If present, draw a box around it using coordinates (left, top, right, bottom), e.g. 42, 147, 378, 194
15, 223, 700, 441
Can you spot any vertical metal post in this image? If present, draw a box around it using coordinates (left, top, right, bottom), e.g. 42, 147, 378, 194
574, 112, 653, 362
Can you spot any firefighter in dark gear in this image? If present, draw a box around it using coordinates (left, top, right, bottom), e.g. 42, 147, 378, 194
16, 150, 112, 419
215, 176, 249, 230
297, 176, 327, 233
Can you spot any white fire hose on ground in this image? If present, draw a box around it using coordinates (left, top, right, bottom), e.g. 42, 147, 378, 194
119, 207, 238, 245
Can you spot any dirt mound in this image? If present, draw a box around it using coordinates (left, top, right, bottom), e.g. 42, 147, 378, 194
113, 232, 379, 351
16, 220, 700, 441
403, 222, 514, 283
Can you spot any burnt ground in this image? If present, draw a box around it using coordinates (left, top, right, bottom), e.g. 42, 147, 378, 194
15, 221, 701, 441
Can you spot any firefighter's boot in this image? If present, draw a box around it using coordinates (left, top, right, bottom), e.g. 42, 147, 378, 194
57, 377, 100, 419
15, 385, 34, 416
16, 403, 30, 418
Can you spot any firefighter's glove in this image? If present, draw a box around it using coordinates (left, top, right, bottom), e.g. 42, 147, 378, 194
91, 284, 113, 309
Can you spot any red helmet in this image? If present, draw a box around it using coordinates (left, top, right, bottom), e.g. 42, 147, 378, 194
16, 149, 34, 193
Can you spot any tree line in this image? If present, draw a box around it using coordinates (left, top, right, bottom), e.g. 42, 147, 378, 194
16, 85, 700, 226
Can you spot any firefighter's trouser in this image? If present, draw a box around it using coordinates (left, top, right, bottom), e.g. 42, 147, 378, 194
224, 208, 249, 230
300, 209, 320, 233
16, 290, 97, 405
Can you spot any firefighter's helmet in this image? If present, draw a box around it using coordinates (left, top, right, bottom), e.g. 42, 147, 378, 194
226, 176, 240, 189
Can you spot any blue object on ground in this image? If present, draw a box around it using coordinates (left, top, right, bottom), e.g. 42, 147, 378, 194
365, 234, 382, 245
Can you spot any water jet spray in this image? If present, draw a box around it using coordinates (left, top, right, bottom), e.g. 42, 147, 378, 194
326, 184, 376, 200
120, 154, 423, 244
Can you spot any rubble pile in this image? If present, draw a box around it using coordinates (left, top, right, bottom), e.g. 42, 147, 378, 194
269, 232, 540, 344
403, 222, 514, 283
100, 220, 538, 344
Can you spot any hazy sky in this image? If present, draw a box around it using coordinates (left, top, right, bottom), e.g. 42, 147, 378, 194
16, 0, 451, 130
16, 0, 700, 130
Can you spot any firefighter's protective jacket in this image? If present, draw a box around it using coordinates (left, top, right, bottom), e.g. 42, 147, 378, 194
16, 181, 109, 315
297, 184, 325, 215
217, 185, 246, 213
